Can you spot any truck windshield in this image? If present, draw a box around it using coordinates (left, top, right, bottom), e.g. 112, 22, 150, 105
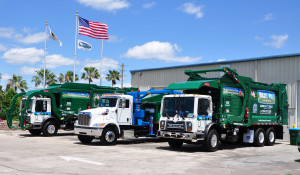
99, 98, 118, 107
20, 99, 33, 112
162, 97, 195, 118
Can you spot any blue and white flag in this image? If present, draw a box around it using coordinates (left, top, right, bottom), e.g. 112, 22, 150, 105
78, 39, 92, 51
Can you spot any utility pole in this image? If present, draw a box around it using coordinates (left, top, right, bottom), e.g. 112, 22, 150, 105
121, 63, 124, 89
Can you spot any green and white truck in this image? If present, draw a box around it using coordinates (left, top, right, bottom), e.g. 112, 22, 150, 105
158, 67, 288, 151
7, 83, 136, 136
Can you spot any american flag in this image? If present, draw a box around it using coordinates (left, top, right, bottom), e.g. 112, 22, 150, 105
78, 16, 109, 39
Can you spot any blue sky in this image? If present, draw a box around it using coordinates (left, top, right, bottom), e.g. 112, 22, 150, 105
0, 0, 299, 90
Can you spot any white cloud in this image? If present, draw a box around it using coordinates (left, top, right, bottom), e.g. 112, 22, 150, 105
180, 2, 204, 19
107, 35, 123, 43
17, 32, 45, 44
122, 41, 201, 63
46, 54, 77, 68
0, 27, 15, 38
78, 57, 119, 84
217, 59, 226, 62
83, 57, 119, 73
0, 44, 7, 52
263, 13, 274, 21
76, 0, 130, 12
143, 2, 156, 9
20, 66, 40, 75
0, 27, 45, 44
22, 27, 32, 33
2, 47, 43, 64
1, 73, 11, 81
263, 34, 288, 49
254, 36, 263, 40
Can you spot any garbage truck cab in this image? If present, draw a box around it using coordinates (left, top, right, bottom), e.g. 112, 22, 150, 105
20, 97, 52, 135
160, 94, 213, 140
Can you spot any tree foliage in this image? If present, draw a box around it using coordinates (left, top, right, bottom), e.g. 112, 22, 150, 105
0, 88, 20, 120
65, 71, 79, 83
81, 67, 100, 84
32, 69, 57, 87
6, 74, 28, 92
105, 70, 120, 87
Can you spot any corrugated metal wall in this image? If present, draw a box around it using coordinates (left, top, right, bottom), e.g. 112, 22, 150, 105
132, 55, 300, 109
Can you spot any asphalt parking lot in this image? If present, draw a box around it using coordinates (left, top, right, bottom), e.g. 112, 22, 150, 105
0, 130, 299, 175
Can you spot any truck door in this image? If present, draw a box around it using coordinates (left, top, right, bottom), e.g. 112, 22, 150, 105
33, 99, 51, 123
117, 98, 131, 124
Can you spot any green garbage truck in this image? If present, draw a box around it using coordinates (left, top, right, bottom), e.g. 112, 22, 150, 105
158, 67, 288, 151
6, 83, 136, 136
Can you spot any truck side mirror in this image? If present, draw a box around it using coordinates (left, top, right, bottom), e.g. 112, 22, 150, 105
122, 101, 126, 109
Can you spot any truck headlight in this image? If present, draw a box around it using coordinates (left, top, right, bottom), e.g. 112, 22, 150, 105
160, 120, 166, 130
92, 123, 105, 127
186, 122, 192, 131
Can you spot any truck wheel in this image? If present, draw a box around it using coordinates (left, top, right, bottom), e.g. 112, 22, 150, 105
254, 128, 265, 147
78, 135, 94, 144
265, 128, 276, 146
29, 129, 41, 136
168, 140, 183, 149
204, 129, 219, 152
100, 127, 117, 145
42, 121, 58, 136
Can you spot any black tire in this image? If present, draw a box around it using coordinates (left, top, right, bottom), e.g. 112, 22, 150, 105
42, 121, 58, 136
168, 140, 183, 149
100, 127, 117, 145
29, 129, 42, 136
204, 129, 219, 152
265, 127, 276, 146
254, 128, 265, 147
78, 135, 94, 144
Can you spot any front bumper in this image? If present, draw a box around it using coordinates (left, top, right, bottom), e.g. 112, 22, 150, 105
26, 123, 42, 130
74, 125, 103, 137
158, 131, 204, 141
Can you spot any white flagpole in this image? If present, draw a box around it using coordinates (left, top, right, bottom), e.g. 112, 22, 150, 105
73, 11, 78, 82
43, 20, 48, 88
100, 39, 104, 86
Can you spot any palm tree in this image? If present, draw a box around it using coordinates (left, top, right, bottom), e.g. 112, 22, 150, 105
58, 73, 65, 84
81, 67, 100, 84
106, 70, 120, 87
7, 74, 28, 92
32, 69, 57, 87
65, 71, 79, 83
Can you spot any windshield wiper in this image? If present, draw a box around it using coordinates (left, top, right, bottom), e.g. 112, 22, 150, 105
176, 110, 185, 119
164, 108, 170, 119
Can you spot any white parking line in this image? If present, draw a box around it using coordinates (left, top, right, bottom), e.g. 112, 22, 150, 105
59, 156, 104, 165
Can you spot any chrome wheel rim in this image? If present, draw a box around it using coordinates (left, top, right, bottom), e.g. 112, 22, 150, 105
269, 131, 275, 142
105, 131, 115, 143
258, 132, 264, 143
211, 134, 218, 147
47, 125, 55, 134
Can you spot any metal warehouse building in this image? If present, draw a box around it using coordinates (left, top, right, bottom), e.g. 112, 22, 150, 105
131, 53, 300, 133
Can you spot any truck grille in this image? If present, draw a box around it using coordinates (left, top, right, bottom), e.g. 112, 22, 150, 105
166, 121, 185, 132
78, 113, 91, 126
